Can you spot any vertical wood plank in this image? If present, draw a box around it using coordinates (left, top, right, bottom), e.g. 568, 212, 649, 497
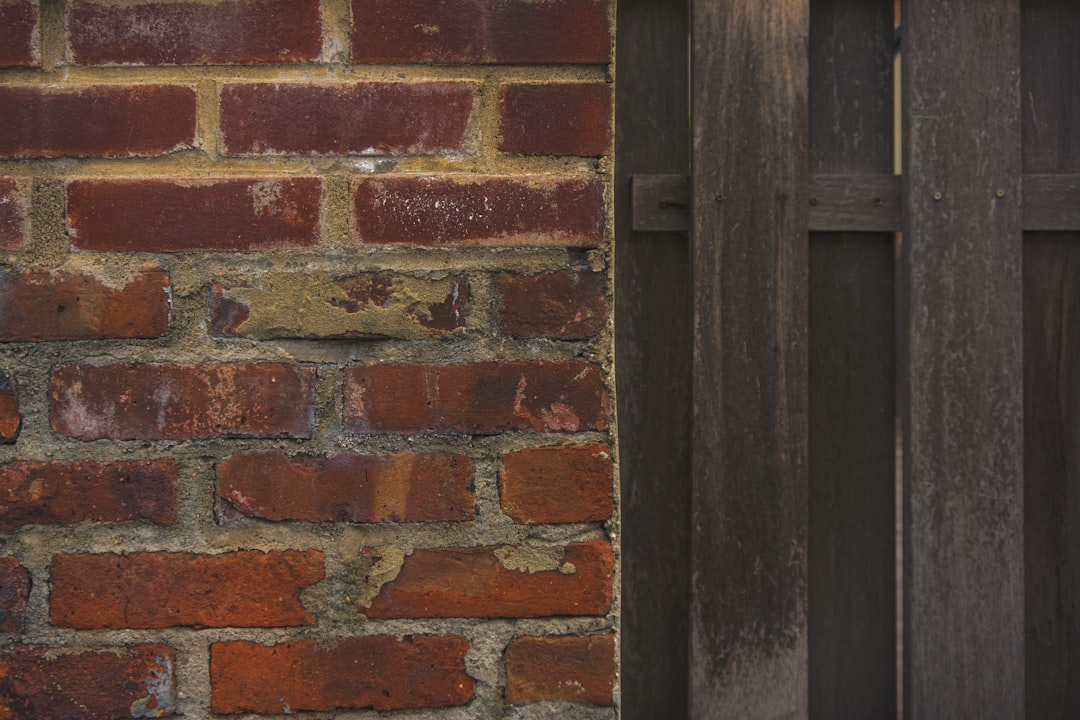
689, 3, 810, 717
614, 0, 691, 717
1022, 2, 1080, 717
901, 1, 1025, 716
807, 2, 897, 717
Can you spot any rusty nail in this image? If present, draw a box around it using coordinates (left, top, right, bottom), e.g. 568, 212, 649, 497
715, 192, 725, 202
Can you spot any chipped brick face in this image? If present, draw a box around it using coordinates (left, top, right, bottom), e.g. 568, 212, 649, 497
0, 2, 615, 717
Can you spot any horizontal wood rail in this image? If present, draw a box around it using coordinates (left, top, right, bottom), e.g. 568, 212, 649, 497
632, 173, 1080, 233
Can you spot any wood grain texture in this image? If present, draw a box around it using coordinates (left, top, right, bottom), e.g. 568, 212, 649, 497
615, 0, 692, 716
689, 2, 809, 717
1022, 1, 1080, 716
807, 2, 896, 718
901, 1, 1025, 716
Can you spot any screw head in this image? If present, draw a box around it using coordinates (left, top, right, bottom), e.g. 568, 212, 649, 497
933, 191, 943, 201
996, 188, 1006, 198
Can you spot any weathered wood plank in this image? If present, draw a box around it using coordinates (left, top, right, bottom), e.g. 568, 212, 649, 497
901, 1, 1025, 716
809, 175, 901, 232
807, 2, 896, 718
689, 2, 809, 717
1022, 1, 1080, 716
614, 0, 691, 717
1023, 174, 1080, 231
632, 174, 689, 233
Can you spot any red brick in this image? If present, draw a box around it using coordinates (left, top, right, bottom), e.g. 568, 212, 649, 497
351, 0, 611, 64
68, 0, 321, 65
217, 450, 475, 522
0, 371, 19, 444
352, 176, 605, 247
67, 177, 321, 251
51, 363, 315, 440
0, 557, 29, 633
0, 645, 175, 719
211, 636, 474, 713
0, 1, 39, 67
505, 635, 615, 705
221, 83, 474, 155
501, 445, 613, 524
51, 550, 323, 629
344, 361, 609, 435
0, 459, 177, 531
496, 271, 608, 339
0, 85, 195, 158
0, 265, 169, 341
209, 273, 467, 339
0, 177, 27, 249
500, 84, 612, 157
360, 540, 613, 618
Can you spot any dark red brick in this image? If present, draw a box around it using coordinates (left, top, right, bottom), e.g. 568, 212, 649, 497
0, 178, 27, 249
0, 557, 29, 633
211, 636, 474, 713
344, 361, 610, 435
221, 82, 474, 155
209, 273, 467, 339
500, 84, 612, 156
505, 635, 615, 705
0, 265, 169, 341
352, 176, 605, 247
0, 645, 175, 718
360, 540, 613, 618
0, 371, 19, 444
51, 551, 324, 629
0, 85, 195, 158
51, 363, 315, 440
496, 271, 608, 339
351, 0, 611, 64
0, 1, 39, 67
0, 459, 177, 531
67, 177, 321, 251
217, 450, 475, 522
68, 0, 322, 65
501, 445, 613, 524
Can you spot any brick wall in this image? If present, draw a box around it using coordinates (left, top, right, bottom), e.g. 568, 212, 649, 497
0, 1, 617, 717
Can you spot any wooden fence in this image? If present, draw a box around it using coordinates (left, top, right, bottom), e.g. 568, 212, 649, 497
615, 0, 1079, 717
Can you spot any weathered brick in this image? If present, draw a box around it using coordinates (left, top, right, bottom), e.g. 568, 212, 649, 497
67, 177, 321, 251
220, 82, 474, 155
360, 540, 613, 618
501, 445, 613, 524
496, 271, 608, 339
68, 0, 322, 65
0, 1, 39, 67
344, 361, 609, 435
0, 371, 19, 444
0, 265, 169, 341
0, 459, 177, 531
217, 450, 475, 522
351, 0, 611, 64
0, 85, 195, 158
51, 363, 315, 440
51, 551, 323, 629
0, 645, 175, 719
500, 84, 612, 157
211, 636, 474, 713
0, 177, 27, 249
0, 556, 29, 633
352, 176, 605, 247
209, 273, 467, 339
505, 635, 615, 705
